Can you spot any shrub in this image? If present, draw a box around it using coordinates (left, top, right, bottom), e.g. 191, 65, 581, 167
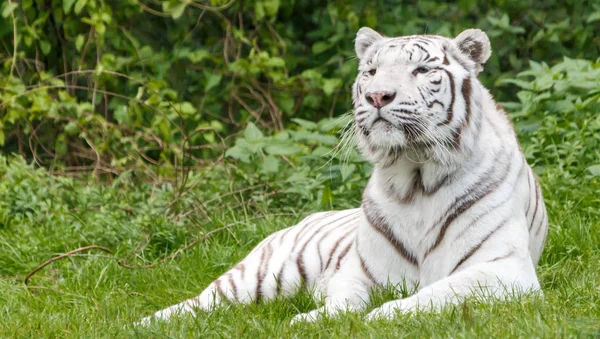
1, 1, 599, 175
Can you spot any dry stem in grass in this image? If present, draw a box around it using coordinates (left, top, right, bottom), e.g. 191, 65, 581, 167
23, 213, 303, 288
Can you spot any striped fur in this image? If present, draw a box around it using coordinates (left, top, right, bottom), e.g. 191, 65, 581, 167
138, 28, 547, 325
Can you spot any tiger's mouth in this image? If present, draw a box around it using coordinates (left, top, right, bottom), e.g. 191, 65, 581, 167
366, 115, 427, 144
372, 117, 391, 126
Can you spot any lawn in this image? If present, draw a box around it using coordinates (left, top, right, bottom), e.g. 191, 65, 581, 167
0, 148, 599, 338
2, 0, 600, 337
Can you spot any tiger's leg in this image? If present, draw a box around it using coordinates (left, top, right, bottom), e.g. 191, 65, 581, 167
367, 222, 540, 320
290, 243, 376, 324
136, 230, 304, 326
137, 210, 361, 326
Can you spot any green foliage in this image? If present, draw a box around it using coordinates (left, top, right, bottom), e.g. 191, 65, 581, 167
224, 115, 368, 209
0, 1, 599, 336
502, 57, 600, 179
1, 1, 599, 174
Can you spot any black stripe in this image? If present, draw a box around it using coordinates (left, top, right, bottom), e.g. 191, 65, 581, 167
235, 263, 245, 280
418, 87, 427, 101
296, 256, 308, 285
391, 108, 416, 114
423, 173, 453, 196
291, 211, 337, 253
358, 252, 377, 284
363, 198, 418, 266
450, 218, 509, 274
323, 227, 355, 270
461, 78, 472, 126
424, 150, 512, 259
214, 279, 226, 298
525, 168, 532, 215
452, 159, 525, 241
438, 69, 455, 125
227, 273, 238, 300
255, 241, 274, 302
275, 264, 285, 296
335, 242, 353, 269
535, 206, 547, 237
321, 228, 356, 271
384, 168, 424, 204
295, 212, 359, 256
529, 180, 540, 231
277, 227, 294, 247
414, 43, 430, 60
488, 250, 515, 263
295, 214, 357, 278
427, 100, 444, 108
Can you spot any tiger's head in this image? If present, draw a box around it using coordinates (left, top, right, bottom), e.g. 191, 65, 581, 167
352, 28, 492, 165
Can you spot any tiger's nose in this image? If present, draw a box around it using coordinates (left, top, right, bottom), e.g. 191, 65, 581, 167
365, 91, 396, 109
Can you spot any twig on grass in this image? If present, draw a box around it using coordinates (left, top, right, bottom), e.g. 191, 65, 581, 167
23, 213, 304, 287
24, 245, 113, 286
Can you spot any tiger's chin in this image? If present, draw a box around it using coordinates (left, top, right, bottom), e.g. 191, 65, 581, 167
357, 128, 408, 165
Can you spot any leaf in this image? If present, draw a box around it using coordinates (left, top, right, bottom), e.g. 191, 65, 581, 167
263, 156, 280, 173
168, 2, 188, 19
294, 133, 338, 145
74, 0, 87, 15
22, 0, 33, 10
498, 78, 533, 90
274, 131, 289, 140
64, 122, 80, 136
1, 2, 18, 18
319, 182, 333, 208
291, 118, 317, 130
75, 34, 85, 52
40, 40, 51, 55
322, 78, 342, 96
587, 165, 600, 176
587, 11, 600, 23
55, 134, 68, 156
204, 73, 222, 92
225, 145, 251, 163
340, 164, 356, 181
264, 144, 303, 156
263, 0, 280, 17
278, 93, 295, 115
177, 102, 196, 116
312, 42, 330, 55
244, 122, 264, 142
63, 0, 76, 14
187, 49, 209, 63
113, 105, 129, 125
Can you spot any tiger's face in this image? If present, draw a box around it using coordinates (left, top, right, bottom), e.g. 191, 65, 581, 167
352, 28, 491, 164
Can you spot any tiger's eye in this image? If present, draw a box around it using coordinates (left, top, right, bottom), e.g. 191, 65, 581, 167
368, 69, 377, 76
414, 66, 430, 75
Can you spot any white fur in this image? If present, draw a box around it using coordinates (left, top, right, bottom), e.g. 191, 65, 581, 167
137, 28, 547, 326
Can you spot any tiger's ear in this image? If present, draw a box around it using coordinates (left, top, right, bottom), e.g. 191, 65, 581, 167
453, 29, 491, 74
355, 27, 383, 60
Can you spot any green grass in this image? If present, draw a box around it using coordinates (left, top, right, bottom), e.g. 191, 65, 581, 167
0, 154, 599, 338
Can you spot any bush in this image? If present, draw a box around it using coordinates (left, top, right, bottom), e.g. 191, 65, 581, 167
1, 1, 600, 175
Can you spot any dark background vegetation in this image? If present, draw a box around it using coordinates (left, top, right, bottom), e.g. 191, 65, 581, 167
1, 0, 599, 178
0, 1, 600, 336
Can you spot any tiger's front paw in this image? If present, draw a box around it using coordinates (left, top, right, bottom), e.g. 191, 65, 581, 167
366, 300, 404, 321
290, 309, 321, 324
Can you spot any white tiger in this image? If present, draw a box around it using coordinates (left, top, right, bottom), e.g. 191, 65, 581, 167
138, 28, 548, 325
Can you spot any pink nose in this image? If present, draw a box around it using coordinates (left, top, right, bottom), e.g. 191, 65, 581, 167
365, 91, 396, 109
